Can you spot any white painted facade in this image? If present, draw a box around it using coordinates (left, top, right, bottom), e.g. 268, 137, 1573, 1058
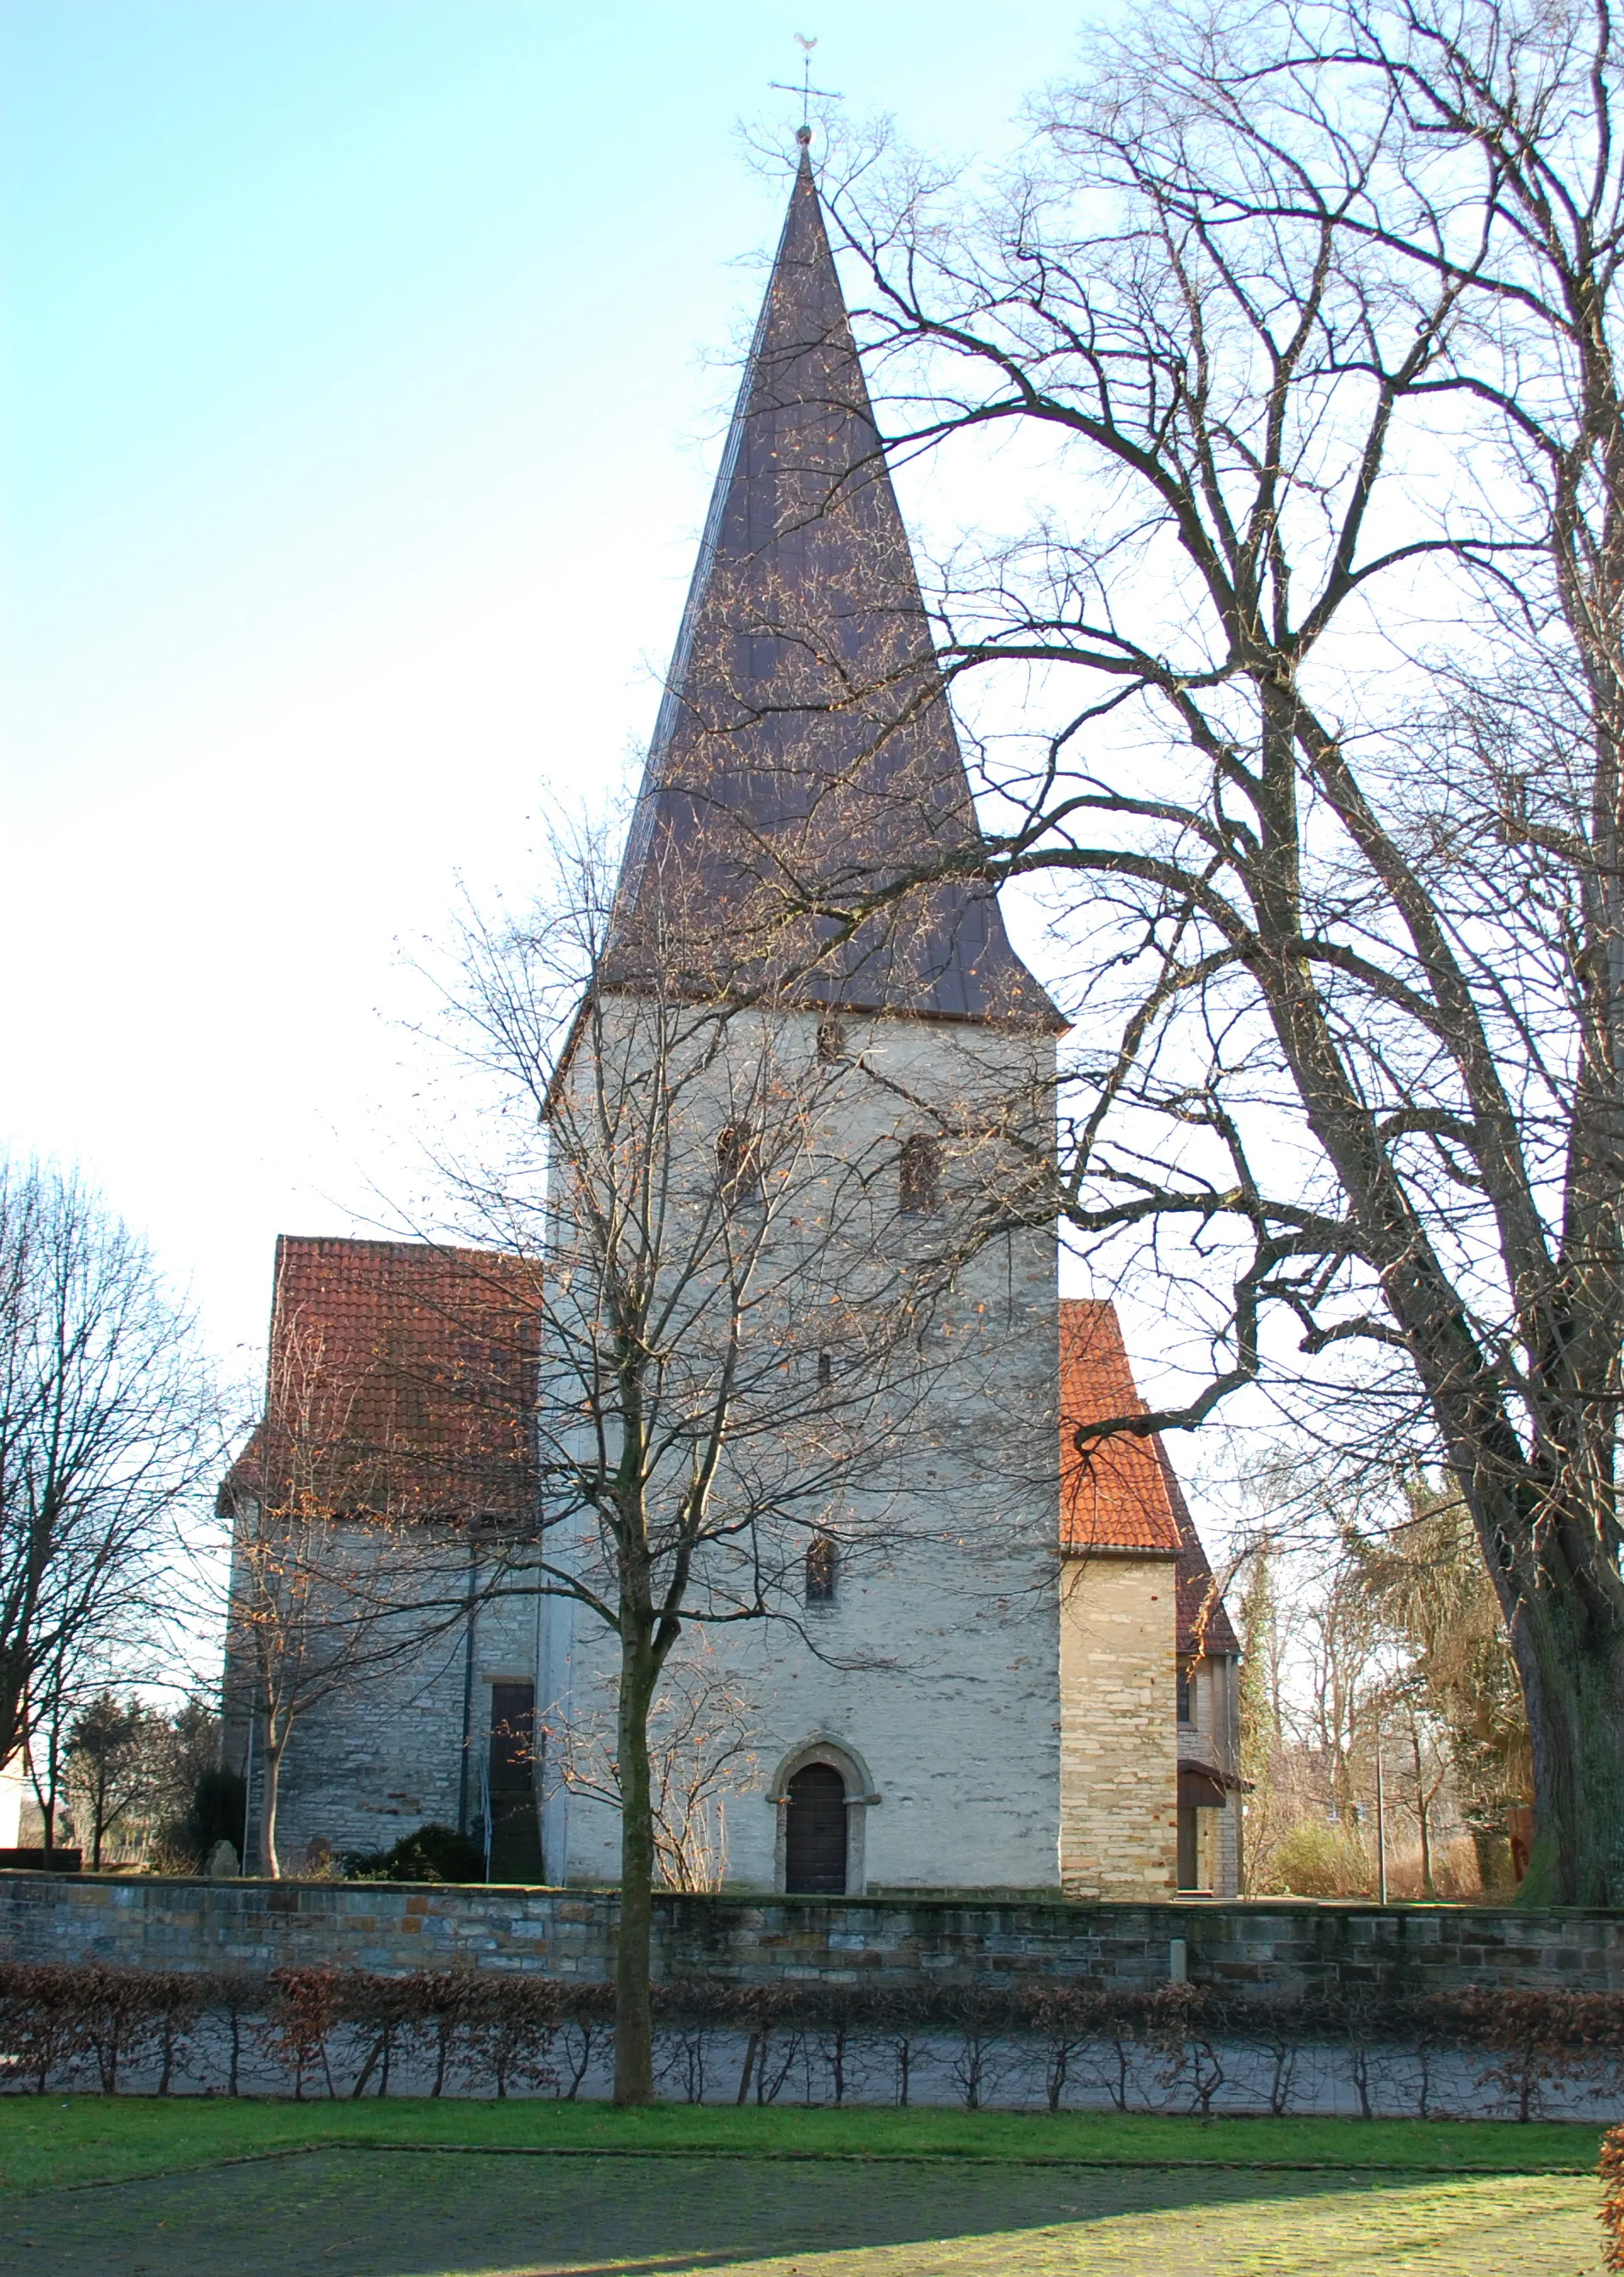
540, 998, 1063, 1896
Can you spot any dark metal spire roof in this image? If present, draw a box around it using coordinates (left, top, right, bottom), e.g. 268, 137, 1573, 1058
608, 150, 1061, 1028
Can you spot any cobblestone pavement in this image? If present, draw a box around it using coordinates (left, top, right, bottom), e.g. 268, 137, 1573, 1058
0, 2148, 1599, 2275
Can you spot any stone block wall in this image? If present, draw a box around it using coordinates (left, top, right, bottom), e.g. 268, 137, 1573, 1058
1059, 1551, 1177, 1898
4, 1869, 1622, 1997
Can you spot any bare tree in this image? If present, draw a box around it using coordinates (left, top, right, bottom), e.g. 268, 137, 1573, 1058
1348, 1476, 1531, 1887
64, 1691, 167, 1871
773, 0, 1624, 1898
0, 1159, 212, 1798
543, 1633, 758, 1893
433, 829, 1021, 2103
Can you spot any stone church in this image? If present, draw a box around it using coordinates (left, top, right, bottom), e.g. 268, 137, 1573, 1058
222, 147, 1240, 1901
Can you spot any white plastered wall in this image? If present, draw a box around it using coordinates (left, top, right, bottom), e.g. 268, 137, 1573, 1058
543, 999, 1063, 1895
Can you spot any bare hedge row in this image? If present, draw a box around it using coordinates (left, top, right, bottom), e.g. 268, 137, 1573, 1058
3, 1963, 1621, 2116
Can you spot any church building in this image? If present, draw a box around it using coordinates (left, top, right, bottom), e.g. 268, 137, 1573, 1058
221, 144, 1240, 1900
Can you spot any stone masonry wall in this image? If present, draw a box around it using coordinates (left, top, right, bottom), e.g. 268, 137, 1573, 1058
4, 1870, 1621, 1997
1059, 1552, 1177, 1899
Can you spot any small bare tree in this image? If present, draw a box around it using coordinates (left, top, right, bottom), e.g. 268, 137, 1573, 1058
543, 1634, 757, 1894
434, 828, 1023, 2103
0, 1158, 213, 1801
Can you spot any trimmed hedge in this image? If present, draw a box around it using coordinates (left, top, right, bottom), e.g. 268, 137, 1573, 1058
2, 1964, 1620, 2116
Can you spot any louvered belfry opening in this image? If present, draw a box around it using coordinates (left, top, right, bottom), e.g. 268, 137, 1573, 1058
784, 1762, 848, 1894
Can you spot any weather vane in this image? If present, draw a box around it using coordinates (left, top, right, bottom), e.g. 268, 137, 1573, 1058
770, 32, 842, 145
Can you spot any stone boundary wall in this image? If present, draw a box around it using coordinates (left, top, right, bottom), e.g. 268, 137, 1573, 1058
3, 1871, 1622, 1997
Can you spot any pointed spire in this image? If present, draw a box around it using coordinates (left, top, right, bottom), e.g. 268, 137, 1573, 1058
608, 155, 1059, 1027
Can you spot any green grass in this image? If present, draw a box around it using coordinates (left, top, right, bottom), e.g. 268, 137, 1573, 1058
0, 2093, 1604, 2199
0, 2139, 1604, 2276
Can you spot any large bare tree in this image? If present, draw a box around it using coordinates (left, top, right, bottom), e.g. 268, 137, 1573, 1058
774, 0, 1624, 1900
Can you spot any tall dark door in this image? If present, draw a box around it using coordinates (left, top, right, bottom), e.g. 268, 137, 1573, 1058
785, 1764, 847, 1895
486, 1681, 542, 1883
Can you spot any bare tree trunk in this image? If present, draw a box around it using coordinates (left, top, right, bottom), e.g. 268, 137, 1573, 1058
1506, 1554, 1624, 1906
612, 1628, 659, 2106
258, 1736, 284, 1880
1409, 1723, 1434, 1901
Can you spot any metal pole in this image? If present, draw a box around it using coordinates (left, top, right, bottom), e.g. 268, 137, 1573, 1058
457, 1539, 478, 1836
1375, 1741, 1388, 1905
241, 1706, 255, 1876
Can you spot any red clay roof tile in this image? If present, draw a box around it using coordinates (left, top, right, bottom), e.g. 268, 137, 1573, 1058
224, 1236, 539, 1524
1060, 1298, 1238, 1656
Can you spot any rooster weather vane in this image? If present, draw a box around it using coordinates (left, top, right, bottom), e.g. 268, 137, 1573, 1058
771, 31, 842, 144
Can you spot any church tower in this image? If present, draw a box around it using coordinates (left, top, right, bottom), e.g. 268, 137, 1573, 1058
540, 141, 1068, 1896
215, 142, 1237, 1899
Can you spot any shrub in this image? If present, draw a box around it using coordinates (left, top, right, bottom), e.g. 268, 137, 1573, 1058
1261, 1821, 1373, 1898
262, 1966, 341, 2101
1438, 1988, 1621, 2121
1601, 2123, 1624, 2271
76, 1965, 167, 2095
344, 1824, 486, 1883
456, 1975, 562, 2098
0, 1965, 91, 2094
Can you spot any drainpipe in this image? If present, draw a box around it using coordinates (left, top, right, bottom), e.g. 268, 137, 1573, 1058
241, 1708, 255, 1874
457, 1538, 478, 1837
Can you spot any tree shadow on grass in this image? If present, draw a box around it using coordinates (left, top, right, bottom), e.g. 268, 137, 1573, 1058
0, 2147, 1595, 2277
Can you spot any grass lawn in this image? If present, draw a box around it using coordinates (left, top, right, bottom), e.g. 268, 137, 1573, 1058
0, 2093, 1608, 2195
0, 2101, 1607, 2275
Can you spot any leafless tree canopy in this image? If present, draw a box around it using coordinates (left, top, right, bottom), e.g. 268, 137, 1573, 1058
0, 1158, 213, 1784
761, 0, 1624, 1900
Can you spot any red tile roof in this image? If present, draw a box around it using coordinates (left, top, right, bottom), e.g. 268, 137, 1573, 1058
1060, 1299, 1239, 1656
223, 1236, 539, 1524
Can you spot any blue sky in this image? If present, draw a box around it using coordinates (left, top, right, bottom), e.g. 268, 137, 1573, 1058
2, 2, 1091, 1370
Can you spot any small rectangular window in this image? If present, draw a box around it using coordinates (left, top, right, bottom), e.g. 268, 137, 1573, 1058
816, 1018, 847, 1062
898, 1134, 940, 1215
806, 1533, 837, 1604
1176, 1666, 1193, 1724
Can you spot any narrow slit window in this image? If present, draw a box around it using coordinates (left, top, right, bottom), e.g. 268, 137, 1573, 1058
806, 1532, 837, 1605
818, 1351, 833, 1389
816, 1018, 847, 1063
898, 1134, 940, 1215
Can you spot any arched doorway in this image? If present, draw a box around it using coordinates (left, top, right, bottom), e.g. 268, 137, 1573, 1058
784, 1762, 847, 1894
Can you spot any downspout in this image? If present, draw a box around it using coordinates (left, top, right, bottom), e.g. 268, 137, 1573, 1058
241, 1708, 256, 1873
533, 1554, 547, 1879
457, 1537, 478, 1838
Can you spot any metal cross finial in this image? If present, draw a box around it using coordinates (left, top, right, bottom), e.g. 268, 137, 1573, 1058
769, 31, 842, 146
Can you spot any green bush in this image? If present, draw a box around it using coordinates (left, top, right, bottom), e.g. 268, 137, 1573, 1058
344, 1824, 486, 1883
1261, 1821, 1374, 1898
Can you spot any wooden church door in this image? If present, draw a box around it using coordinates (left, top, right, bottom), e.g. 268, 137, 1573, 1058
784, 1763, 847, 1894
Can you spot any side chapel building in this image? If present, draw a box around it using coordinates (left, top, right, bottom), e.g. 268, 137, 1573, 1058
222, 146, 1241, 1900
